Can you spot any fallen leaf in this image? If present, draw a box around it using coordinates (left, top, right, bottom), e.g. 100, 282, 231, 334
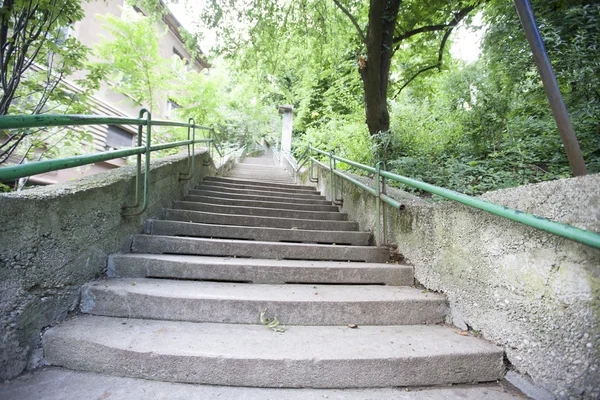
456, 331, 469, 336
348, 324, 358, 329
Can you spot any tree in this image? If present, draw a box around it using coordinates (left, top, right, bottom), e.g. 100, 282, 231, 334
94, 7, 172, 115
332, 0, 480, 138
0, 0, 102, 166
199, 0, 481, 140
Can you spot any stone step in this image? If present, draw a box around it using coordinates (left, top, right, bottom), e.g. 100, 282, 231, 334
165, 209, 359, 231
202, 181, 314, 195
0, 367, 527, 400
81, 279, 447, 325
198, 181, 315, 195
172, 201, 348, 221
202, 179, 317, 193
205, 176, 315, 191
44, 315, 505, 388
108, 254, 412, 285
189, 189, 331, 205
195, 184, 326, 200
227, 168, 293, 177
184, 194, 339, 212
147, 220, 371, 245
130, 235, 389, 262
226, 175, 294, 184
225, 172, 294, 182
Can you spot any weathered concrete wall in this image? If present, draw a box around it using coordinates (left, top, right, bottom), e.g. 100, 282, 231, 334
0, 151, 234, 381
300, 165, 600, 399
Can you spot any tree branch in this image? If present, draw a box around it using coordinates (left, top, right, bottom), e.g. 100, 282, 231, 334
393, 64, 440, 99
332, 0, 366, 43
392, 3, 479, 97
392, 4, 476, 45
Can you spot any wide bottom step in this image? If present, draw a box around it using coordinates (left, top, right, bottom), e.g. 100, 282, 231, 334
44, 315, 505, 388
0, 367, 524, 400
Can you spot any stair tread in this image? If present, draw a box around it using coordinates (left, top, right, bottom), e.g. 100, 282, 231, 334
44, 315, 504, 388
81, 278, 446, 325
110, 253, 407, 270
0, 367, 525, 400
189, 189, 332, 205
198, 180, 315, 191
130, 235, 389, 262
173, 201, 347, 220
183, 194, 339, 211
206, 176, 316, 190
165, 209, 359, 231
48, 315, 501, 358
148, 220, 371, 245
131, 235, 381, 252
195, 185, 326, 199
85, 278, 442, 303
109, 253, 412, 285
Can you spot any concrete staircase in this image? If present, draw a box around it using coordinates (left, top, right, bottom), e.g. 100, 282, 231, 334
42, 154, 505, 389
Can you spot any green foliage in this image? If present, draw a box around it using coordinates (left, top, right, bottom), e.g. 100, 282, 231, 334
94, 7, 172, 114
381, 0, 600, 196
0, 0, 106, 169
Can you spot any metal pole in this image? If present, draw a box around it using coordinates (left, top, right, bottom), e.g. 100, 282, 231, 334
513, 0, 587, 176
330, 150, 336, 203
381, 161, 388, 246
375, 162, 382, 247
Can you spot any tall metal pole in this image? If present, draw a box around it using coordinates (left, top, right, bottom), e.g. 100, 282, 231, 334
514, 0, 587, 176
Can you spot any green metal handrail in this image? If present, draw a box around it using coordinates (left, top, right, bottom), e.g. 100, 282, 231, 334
300, 144, 600, 249
0, 111, 225, 216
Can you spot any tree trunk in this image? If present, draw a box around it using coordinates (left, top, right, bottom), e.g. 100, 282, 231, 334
360, 0, 400, 137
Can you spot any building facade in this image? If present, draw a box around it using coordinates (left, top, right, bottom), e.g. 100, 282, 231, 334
27, 0, 209, 185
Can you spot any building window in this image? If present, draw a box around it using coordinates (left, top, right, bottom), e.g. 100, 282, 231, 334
105, 125, 135, 150
166, 99, 181, 120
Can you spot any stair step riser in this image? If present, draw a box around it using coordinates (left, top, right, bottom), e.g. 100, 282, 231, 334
108, 254, 413, 285
44, 317, 506, 388
184, 195, 339, 212
172, 201, 348, 221
81, 284, 447, 326
226, 175, 293, 184
130, 235, 389, 262
205, 176, 315, 191
165, 209, 359, 231
196, 185, 326, 200
201, 180, 317, 194
227, 171, 293, 180
189, 190, 331, 205
148, 220, 371, 245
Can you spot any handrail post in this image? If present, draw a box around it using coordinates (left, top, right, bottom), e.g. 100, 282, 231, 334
329, 150, 336, 204
381, 161, 388, 246
375, 161, 382, 247
209, 129, 214, 161
308, 145, 318, 183
179, 118, 195, 181
122, 108, 151, 216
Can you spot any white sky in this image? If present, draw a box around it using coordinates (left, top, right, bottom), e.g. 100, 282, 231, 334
450, 12, 484, 63
167, 3, 483, 62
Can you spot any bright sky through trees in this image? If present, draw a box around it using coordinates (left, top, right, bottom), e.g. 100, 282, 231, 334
167, 3, 484, 62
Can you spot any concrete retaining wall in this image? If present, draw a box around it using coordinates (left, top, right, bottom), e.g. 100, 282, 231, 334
300, 165, 600, 399
0, 150, 234, 380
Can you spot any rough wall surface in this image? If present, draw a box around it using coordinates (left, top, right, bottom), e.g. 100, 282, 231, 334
299, 166, 600, 399
0, 151, 234, 380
